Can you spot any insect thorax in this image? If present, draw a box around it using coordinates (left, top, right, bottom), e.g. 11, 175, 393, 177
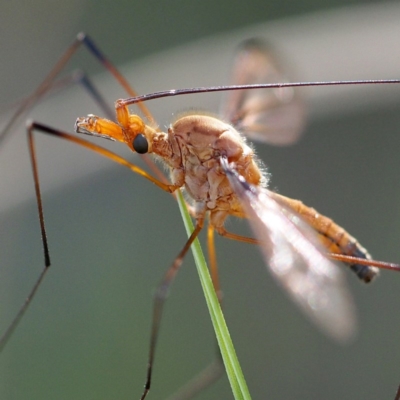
158, 114, 264, 225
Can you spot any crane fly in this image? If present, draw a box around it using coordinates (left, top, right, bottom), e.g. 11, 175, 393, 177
74, 38, 393, 339
1, 34, 400, 399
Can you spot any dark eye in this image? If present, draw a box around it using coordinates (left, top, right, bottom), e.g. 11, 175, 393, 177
132, 133, 148, 154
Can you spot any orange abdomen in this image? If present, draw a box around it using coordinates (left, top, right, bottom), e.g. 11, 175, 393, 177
271, 193, 379, 283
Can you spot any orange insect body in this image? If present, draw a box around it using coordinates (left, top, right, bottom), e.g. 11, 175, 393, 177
77, 112, 263, 232
271, 192, 379, 282
76, 106, 378, 287
77, 100, 380, 342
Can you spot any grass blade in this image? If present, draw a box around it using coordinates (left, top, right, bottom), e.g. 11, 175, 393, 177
176, 190, 251, 400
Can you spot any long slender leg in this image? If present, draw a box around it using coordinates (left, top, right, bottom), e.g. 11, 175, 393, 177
77, 34, 168, 183
141, 222, 203, 400
2, 33, 168, 187
24, 122, 202, 400
154, 224, 226, 400
0, 35, 200, 398
216, 226, 259, 245
6, 70, 113, 121
329, 253, 400, 272
26, 122, 178, 192
0, 34, 169, 349
0, 121, 178, 351
0, 124, 51, 351
64, 70, 115, 120
0, 33, 153, 147
161, 224, 227, 400
1, 37, 81, 147
216, 225, 400, 274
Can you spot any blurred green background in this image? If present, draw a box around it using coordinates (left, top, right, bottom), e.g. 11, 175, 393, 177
1, 1, 400, 399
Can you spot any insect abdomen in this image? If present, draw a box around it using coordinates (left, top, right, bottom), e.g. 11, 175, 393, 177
271, 193, 379, 283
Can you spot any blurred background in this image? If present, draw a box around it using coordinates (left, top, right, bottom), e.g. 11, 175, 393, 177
1, 1, 400, 399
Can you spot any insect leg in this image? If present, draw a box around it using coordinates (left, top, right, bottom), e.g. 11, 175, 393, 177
215, 226, 259, 245
0, 33, 155, 148
28, 123, 178, 192
215, 194, 400, 278
141, 221, 203, 400
157, 224, 226, 400
0, 121, 178, 352
78, 34, 168, 183
329, 253, 400, 273
6, 70, 113, 121
1, 33, 167, 185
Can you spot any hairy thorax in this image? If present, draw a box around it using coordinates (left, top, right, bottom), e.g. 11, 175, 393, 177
153, 114, 265, 229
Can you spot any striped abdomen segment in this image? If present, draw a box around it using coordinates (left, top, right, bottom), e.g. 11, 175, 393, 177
271, 192, 379, 283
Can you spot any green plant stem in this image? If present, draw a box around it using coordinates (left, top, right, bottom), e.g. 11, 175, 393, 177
176, 190, 251, 400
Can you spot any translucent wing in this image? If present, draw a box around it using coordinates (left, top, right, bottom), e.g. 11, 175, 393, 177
221, 39, 306, 146
221, 158, 356, 341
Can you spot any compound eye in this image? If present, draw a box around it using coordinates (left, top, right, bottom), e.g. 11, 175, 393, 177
132, 133, 148, 154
